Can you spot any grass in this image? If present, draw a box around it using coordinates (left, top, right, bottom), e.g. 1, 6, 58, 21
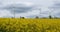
0, 18, 60, 32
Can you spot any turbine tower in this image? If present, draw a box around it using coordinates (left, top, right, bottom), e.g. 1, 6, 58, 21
39, 8, 41, 18
13, 7, 15, 18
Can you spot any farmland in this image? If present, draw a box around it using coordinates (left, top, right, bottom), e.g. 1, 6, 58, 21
0, 18, 60, 32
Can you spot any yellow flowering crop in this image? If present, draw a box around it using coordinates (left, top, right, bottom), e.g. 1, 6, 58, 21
0, 18, 60, 32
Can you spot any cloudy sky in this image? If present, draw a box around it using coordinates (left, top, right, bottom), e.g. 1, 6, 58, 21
0, 0, 60, 18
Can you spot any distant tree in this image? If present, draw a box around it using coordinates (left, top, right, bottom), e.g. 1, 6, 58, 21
35, 16, 39, 19
20, 16, 25, 19
49, 15, 52, 19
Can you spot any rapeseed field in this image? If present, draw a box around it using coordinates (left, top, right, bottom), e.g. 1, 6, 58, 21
0, 18, 60, 32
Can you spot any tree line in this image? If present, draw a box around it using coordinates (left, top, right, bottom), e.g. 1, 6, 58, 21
18, 15, 59, 19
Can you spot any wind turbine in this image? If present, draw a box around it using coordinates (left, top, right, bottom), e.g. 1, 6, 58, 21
48, 7, 54, 18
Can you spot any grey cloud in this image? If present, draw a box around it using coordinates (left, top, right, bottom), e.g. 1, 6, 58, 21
49, 2, 60, 8
52, 3, 60, 9
48, 2, 60, 17
55, 3, 60, 7
1, 4, 33, 13
27, 11, 50, 18
53, 12, 60, 17
51, 2, 60, 8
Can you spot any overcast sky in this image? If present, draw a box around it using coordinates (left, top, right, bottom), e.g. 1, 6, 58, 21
0, 0, 60, 18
